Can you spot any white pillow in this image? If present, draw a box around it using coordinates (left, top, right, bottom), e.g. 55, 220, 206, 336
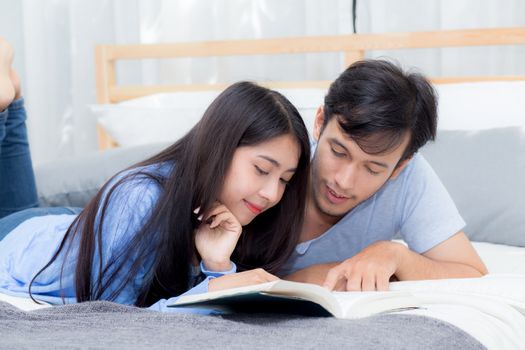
90, 81, 525, 147
91, 91, 219, 148
90, 88, 326, 148
435, 81, 525, 130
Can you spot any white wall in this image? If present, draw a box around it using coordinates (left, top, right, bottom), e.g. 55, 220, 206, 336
0, 1, 25, 108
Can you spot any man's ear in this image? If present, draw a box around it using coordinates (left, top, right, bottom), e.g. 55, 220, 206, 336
313, 106, 325, 141
389, 156, 413, 180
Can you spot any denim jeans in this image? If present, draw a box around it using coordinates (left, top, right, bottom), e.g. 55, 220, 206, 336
0, 98, 39, 219
0, 99, 82, 241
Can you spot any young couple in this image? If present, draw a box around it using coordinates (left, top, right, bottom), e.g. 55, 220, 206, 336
0, 38, 486, 313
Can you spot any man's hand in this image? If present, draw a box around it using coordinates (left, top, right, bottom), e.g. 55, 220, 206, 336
322, 232, 487, 292
322, 241, 402, 291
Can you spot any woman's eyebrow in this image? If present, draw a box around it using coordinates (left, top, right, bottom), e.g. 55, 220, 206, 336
257, 155, 296, 172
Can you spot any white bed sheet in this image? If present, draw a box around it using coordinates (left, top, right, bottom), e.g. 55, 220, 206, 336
472, 241, 525, 275
400, 300, 525, 350
391, 242, 525, 350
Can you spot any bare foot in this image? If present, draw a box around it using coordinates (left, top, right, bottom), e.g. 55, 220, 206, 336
10, 69, 20, 101
0, 37, 15, 111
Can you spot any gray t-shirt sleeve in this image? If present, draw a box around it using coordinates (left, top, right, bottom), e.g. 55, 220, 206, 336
399, 154, 466, 253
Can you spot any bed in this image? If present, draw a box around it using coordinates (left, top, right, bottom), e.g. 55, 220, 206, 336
2, 27, 525, 349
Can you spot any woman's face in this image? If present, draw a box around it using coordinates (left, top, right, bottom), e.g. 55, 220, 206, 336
218, 134, 301, 225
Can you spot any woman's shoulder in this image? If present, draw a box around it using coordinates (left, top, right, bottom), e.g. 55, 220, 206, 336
110, 162, 174, 192
90, 163, 173, 219
95, 163, 175, 246
120, 161, 174, 181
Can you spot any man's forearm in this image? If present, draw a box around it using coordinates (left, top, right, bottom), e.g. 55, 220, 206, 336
285, 258, 484, 287
284, 243, 487, 287
394, 243, 487, 281
284, 262, 338, 285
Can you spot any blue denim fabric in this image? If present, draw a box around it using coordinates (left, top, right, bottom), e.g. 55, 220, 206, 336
0, 206, 83, 241
0, 98, 39, 219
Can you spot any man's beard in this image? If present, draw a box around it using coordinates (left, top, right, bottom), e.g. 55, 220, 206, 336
310, 160, 354, 219
312, 184, 346, 218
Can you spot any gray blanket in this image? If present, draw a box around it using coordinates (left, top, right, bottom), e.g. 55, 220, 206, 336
0, 301, 485, 349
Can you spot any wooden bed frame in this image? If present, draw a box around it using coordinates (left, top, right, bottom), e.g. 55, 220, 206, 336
95, 27, 525, 150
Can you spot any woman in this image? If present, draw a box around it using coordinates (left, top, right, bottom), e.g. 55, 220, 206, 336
0, 39, 310, 312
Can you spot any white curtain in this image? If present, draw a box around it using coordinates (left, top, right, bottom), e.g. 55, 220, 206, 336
357, 0, 525, 76
135, 0, 351, 85
3, 0, 524, 164
20, 0, 142, 165
17, 0, 351, 165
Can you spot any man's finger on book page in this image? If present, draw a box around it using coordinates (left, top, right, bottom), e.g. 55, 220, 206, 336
376, 276, 390, 292
334, 279, 347, 291
361, 274, 376, 291
375, 274, 390, 291
322, 266, 346, 291
346, 274, 363, 291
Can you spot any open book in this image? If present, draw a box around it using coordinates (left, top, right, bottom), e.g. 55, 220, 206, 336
169, 279, 421, 318
170, 274, 525, 318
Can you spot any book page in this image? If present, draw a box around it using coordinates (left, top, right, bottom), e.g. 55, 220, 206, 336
173, 280, 341, 316
265, 280, 340, 317
173, 281, 279, 305
389, 274, 525, 312
173, 280, 422, 318
0, 292, 52, 311
332, 291, 421, 319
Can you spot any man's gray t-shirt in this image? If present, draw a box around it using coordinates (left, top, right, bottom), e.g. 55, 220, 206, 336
280, 153, 465, 276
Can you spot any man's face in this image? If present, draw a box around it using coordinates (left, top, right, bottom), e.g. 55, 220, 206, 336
310, 109, 411, 221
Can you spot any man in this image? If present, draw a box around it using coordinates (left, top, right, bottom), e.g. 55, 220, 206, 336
281, 60, 487, 291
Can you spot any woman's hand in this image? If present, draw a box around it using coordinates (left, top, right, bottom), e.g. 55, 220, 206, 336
194, 202, 242, 272
208, 268, 279, 292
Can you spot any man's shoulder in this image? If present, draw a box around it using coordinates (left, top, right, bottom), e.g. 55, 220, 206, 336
337, 153, 443, 222
396, 153, 434, 180
374, 153, 435, 199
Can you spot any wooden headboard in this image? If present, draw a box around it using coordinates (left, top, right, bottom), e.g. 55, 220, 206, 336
94, 27, 525, 149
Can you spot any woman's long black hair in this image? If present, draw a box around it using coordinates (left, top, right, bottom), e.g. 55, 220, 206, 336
30, 82, 311, 307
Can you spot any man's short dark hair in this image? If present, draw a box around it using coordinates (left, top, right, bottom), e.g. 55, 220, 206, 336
323, 59, 438, 163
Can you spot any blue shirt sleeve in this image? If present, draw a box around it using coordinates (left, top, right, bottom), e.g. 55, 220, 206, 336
148, 261, 237, 313
398, 154, 466, 253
